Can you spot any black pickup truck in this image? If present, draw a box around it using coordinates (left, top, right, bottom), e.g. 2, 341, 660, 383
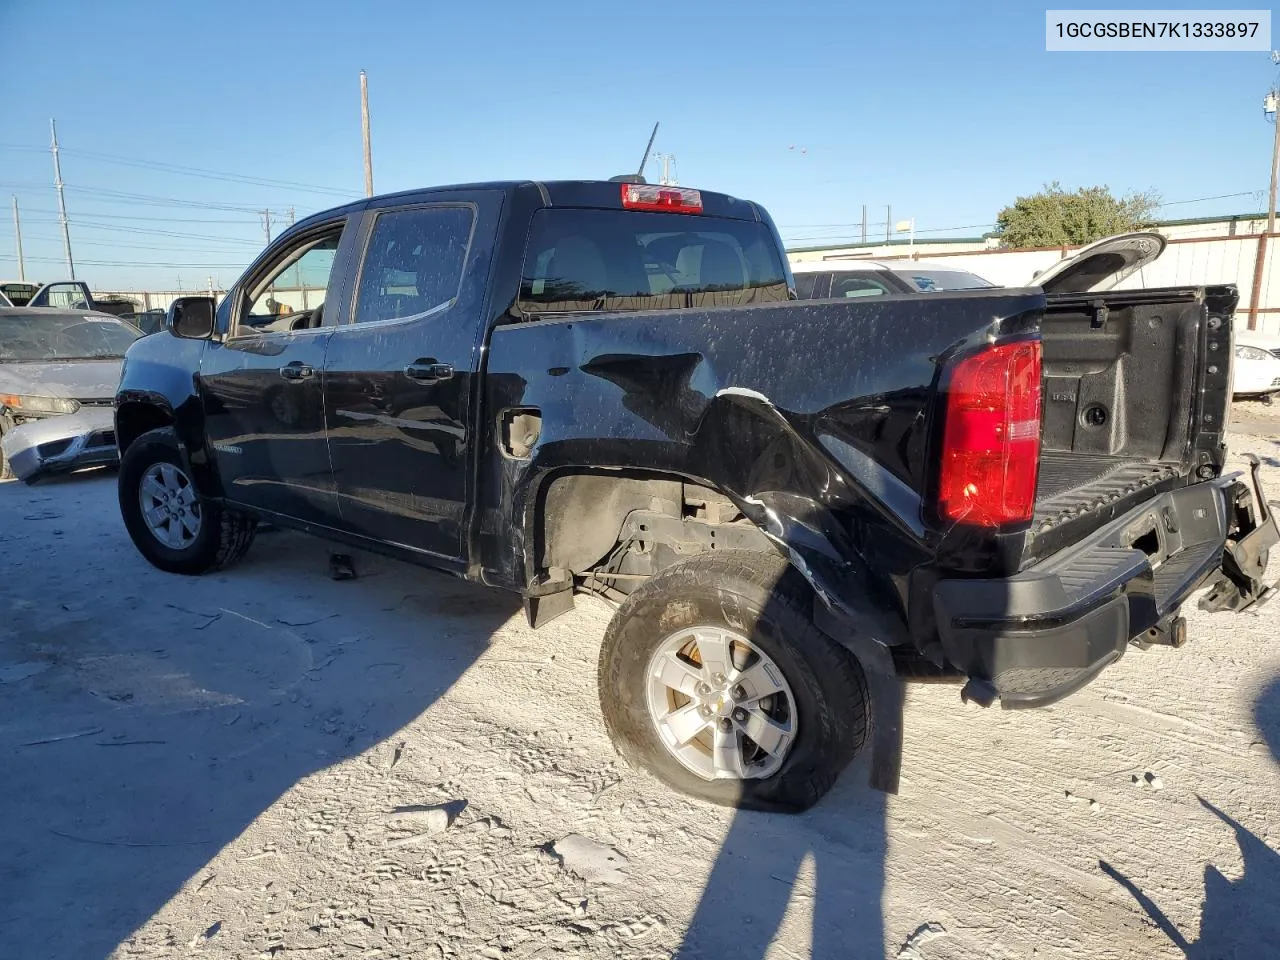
114, 180, 1278, 811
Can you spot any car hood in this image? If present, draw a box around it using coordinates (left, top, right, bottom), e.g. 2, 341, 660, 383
0, 359, 123, 401
1030, 232, 1167, 295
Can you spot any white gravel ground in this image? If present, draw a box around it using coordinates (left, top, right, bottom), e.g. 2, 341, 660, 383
1, 431, 1278, 960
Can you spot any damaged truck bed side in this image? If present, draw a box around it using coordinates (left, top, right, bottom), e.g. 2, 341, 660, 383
113, 180, 1277, 812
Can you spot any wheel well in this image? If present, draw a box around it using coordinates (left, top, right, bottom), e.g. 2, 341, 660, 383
115, 402, 174, 454
535, 471, 772, 593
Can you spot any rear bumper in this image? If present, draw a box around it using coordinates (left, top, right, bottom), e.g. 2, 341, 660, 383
0, 408, 118, 483
933, 474, 1276, 708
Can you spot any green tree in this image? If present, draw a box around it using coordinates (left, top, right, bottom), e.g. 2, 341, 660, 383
992, 182, 1159, 249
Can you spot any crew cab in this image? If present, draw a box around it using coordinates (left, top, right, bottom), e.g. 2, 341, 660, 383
114, 180, 1278, 812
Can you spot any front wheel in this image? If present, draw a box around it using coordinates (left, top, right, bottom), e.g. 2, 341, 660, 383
597, 551, 868, 812
118, 427, 257, 575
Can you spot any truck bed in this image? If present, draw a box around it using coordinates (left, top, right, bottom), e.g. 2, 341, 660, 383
1034, 453, 1181, 527
1025, 285, 1234, 559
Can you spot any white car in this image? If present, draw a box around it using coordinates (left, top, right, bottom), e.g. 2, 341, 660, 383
790, 258, 997, 299
1231, 330, 1280, 402
794, 234, 1278, 402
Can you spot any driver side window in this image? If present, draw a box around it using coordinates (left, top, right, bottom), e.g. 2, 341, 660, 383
236, 225, 345, 336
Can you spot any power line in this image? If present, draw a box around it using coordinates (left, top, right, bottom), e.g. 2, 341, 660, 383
0, 252, 250, 268
0, 142, 354, 197
18, 207, 261, 224
58, 185, 270, 212
21, 233, 257, 255
20, 218, 263, 245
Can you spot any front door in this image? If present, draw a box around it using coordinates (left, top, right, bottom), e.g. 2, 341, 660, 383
200, 217, 358, 525
323, 195, 496, 562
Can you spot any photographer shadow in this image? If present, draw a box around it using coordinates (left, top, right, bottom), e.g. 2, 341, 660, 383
1099, 676, 1280, 957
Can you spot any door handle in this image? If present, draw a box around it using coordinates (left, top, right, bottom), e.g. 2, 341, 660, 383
404, 361, 454, 383
279, 362, 315, 381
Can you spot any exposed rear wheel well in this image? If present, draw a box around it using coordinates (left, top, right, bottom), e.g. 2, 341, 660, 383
534, 470, 772, 598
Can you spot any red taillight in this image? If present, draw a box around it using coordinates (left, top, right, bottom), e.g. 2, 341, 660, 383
620, 183, 703, 214
937, 340, 1042, 527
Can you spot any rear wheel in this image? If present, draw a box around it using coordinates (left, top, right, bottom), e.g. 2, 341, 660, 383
597, 551, 868, 812
119, 427, 256, 574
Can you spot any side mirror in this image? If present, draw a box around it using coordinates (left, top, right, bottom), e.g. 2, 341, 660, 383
168, 296, 217, 340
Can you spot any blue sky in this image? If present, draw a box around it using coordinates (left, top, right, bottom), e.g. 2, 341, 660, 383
0, 0, 1277, 290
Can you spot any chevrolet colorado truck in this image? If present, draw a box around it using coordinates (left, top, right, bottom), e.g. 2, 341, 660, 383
114, 180, 1278, 811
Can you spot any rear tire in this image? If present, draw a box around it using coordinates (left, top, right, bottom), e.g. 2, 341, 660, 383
119, 427, 256, 575
597, 550, 867, 812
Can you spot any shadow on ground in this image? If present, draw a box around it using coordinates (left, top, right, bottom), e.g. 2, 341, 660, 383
0, 473, 901, 960
1099, 676, 1280, 957
673, 765, 888, 959
0, 474, 519, 958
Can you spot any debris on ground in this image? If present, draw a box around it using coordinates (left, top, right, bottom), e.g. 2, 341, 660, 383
1134, 771, 1165, 790
189, 920, 222, 946
385, 801, 465, 842
1065, 790, 1101, 813
21, 726, 103, 746
329, 553, 357, 581
548, 834, 629, 884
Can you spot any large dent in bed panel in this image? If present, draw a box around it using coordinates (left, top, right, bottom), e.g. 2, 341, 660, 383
479, 291, 1047, 610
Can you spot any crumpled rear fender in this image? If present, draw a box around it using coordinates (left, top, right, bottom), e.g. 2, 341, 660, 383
480, 291, 1044, 609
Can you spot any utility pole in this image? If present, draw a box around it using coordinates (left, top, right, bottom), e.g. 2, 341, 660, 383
1249, 58, 1280, 329
654, 153, 677, 186
885, 205, 891, 245
260, 208, 273, 245
861, 204, 867, 244
50, 119, 75, 279
360, 70, 374, 197
1267, 88, 1280, 237
288, 207, 307, 309
11, 197, 24, 281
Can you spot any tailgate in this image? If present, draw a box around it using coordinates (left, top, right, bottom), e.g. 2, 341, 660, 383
1024, 284, 1236, 565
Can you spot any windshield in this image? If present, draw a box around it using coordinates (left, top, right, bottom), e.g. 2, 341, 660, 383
900, 269, 994, 292
517, 208, 790, 316
0, 283, 38, 306
0, 313, 142, 361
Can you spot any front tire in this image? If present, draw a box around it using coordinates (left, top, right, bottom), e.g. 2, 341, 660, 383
598, 551, 868, 812
118, 427, 257, 575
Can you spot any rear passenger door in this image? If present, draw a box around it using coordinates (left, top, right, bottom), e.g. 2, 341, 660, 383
322, 191, 500, 563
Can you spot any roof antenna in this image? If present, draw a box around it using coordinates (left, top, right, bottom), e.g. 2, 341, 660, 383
609, 122, 659, 183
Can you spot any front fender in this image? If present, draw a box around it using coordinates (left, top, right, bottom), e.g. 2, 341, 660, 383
115, 334, 217, 494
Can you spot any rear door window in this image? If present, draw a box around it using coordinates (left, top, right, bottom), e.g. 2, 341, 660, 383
517, 209, 789, 316
354, 205, 475, 324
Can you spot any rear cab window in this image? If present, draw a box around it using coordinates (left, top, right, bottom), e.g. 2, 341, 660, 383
516, 208, 790, 317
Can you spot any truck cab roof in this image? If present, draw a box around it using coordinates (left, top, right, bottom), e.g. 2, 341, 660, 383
292, 180, 769, 235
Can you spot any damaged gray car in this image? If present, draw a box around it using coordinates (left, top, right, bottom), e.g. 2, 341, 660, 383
0, 308, 140, 482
